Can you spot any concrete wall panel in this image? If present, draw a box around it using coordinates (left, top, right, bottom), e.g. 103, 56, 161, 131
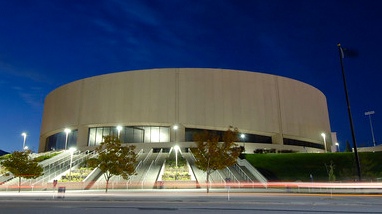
39, 68, 332, 152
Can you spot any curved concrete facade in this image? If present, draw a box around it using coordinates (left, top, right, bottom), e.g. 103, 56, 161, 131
39, 68, 332, 153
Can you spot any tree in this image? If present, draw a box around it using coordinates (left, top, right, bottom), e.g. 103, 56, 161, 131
2, 150, 43, 192
88, 136, 137, 193
191, 127, 241, 193
345, 141, 352, 152
325, 161, 336, 181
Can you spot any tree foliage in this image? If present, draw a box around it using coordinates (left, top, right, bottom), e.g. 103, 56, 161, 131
325, 161, 336, 181
2, 150, 43, 192
345, 141, 352, 152
87, 136, 137, 192
191, 127, 241, 193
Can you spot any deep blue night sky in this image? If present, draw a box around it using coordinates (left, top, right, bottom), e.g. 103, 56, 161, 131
0, 0, 381, 153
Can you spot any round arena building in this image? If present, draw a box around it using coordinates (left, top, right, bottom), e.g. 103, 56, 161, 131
39, 68, 332, 153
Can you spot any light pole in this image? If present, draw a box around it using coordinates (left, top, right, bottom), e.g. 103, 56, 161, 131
174, 145, 180, 168
335, 142, 340, 152
365, 111, 376, 147
321, 133, 327, 153
64, 128, 71, 150
21, 132, 27, 150
117, 125, 123, 138
240, 134, 246, 153
337, 43, 361, 181
69, 147, 77, 181
173, 125, 178, 143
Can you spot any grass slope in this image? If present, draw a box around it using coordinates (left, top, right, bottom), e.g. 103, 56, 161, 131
245, 152, 382, 182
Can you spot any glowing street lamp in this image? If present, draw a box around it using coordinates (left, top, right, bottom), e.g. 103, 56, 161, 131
321, 133, 327, 153
21, 132, 27, 150
173, 125, 178, 143
240, 134, 246, 153
335, 142, 340, 152
117, 125, 123, 138
174, 145, 180, 168
64, 128, 71, 150
69, 147, 77, 181
365, 111, 376, 147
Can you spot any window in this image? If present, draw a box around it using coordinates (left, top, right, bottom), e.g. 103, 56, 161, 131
87, 126, 170, 145
185, 128, 271, 144
284, 138, 324, 149
45, 130, 78, 151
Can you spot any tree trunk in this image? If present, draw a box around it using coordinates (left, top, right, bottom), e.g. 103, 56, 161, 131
106, 178, 109, 193
18, 177, 21, 193
206, 171, 210, 193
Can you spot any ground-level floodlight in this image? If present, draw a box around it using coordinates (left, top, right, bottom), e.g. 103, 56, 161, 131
64, 128, 71, 150
321, 133, 327, 153
69, 147, 77, 181
117, 125, 123, 138
21, 132, 27, 151
174, 145, 180, 168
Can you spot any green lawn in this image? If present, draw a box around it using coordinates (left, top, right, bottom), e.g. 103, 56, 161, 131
245, 152, 382, 182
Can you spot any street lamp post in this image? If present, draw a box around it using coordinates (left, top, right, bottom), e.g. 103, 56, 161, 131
69, 147, 77, 181
335, 142, 340, 152
21, 132, 27, 150
64, 128, 71, 150
117, 125, 123, 138
240, 134, 246, 153
365, 111, 376, 147
173, 125, 178, 143
321, 133, 327, 153
174, 146, 180, 168
337, 43, 361, 181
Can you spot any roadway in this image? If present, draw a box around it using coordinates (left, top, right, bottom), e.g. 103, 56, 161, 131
1, 189, 382, 214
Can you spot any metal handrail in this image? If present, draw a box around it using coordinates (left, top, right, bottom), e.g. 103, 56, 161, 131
154, 149, 163, 164
142, 149, 153, 164
224, 167, 240, 184
234, 164, 253, 182
2, 152, 74, 186
31, 152, 89, 185
137, 149, 144, 157
141, 160, 154, 188
189, 150, 197, 161
236, 158, 267, 185
210, 170, 226, 186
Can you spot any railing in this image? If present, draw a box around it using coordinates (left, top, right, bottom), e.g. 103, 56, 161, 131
154, 149, 163, 164
223, 167, 240, 185
2, 152, 72, 187
31, 151, 89, 185
137, 149, 144, 157
142, 149, 153, 164
189, 150, 196, 161
37, 151, 66, 167
135, 160, 143, 172
210, 170, 226, 187
234, 164, 254, 183
141, 160, 154, 189
237, 158, 267, 186
2, 151, 71, 186
168, 147, 173, 157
